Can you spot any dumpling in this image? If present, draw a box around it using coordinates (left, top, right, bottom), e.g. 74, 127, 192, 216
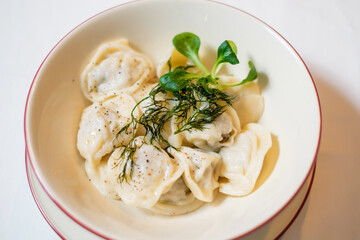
156, 47, 191, 77
77, 94, 139, 166
105, 137, 183, 209
132, 82, 158, 108
81, 39, 155, 102
133, 85, 184, 149
218, 123, 272, 196
165, 116, 185, 149
132, 82, 166, 114
183, 107, 241, 151
219, 75, 264, 126
168, 147, 221, 202
84, 156, 120, 200
150, 177, 204, 215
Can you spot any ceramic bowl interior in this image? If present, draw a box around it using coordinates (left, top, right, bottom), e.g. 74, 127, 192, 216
25, 0, 321, 239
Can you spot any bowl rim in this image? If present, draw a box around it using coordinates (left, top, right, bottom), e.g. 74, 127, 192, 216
25, 146, 317, 239
25, 147, 67, 240
23, 0, 322, 239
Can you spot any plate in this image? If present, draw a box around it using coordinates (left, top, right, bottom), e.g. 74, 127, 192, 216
26, 149, 100, 240
24, 0, 321, 238
26, 148, 315, 239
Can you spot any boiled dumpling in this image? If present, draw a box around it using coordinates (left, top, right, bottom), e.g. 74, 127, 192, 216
219, 76, 264, 126
132, 82, 158, 110
76, 38, 273, 215
77, 94, 139, 166
157, 47, 192, 77
164, 116, 185, 149
183, 107, 241, 151
81, 39, 154, 102
150, 177, 204, 215
84, 156, 120, 200
133, 85, 184, 149
132, 82, 167, 115
168, 147, 221, 202
105, 137, 183, 209
219, 123, 272, 196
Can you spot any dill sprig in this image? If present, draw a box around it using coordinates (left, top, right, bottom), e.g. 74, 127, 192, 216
117, 141, 137, 183
171, 82, 234, 133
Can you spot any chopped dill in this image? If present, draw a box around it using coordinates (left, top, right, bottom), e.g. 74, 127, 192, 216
117, 142, 136, 183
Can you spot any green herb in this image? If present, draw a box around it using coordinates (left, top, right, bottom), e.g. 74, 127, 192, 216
117, 142, 137, 183
172, 82, 234, 134
163, 32, 257, 92
218, 61, 257, 89
172, 32, 210, 75
160, 69, 202, 92
114, 32, 258, 182
211, 40, 239, 78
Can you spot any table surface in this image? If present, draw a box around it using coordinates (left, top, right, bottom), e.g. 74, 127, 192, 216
1, 0, 359, 239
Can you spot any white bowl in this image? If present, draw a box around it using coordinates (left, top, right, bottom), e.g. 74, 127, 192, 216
24, 0, 321, 239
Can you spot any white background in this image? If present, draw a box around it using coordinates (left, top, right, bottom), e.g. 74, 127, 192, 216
1, 0, 359, 239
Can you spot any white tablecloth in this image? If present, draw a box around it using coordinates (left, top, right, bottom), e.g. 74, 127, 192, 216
1, 0, 359, 239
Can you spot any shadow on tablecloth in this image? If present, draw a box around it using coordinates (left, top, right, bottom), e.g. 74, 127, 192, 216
281, 72, 360, 239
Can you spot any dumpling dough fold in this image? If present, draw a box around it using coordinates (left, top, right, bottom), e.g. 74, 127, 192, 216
219, 76, 264, 126
184, 107, 241, 151
105, 137, 183, 209
81, 39, 154, 102
150, 177, 204, 215
77, 94, 139, 166
168, 147, 221, 202
156, 47, 192, 77
219, 123, 272, 196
